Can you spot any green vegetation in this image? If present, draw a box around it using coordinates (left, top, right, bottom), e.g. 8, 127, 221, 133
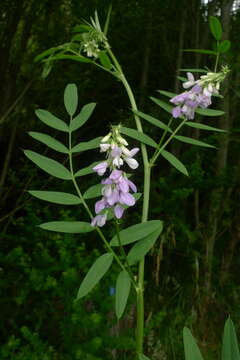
1, 0, 240, 359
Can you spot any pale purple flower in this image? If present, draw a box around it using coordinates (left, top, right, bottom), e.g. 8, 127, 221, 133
110, 169, 123, 182
106, 188, 119, 206
127, 179, 137, 193
119, 192, 135, 206
93, 162, 108, 176
183, 72, 196, 89
95, 199, 107, 214
114, 205, 124, 219
118, 177, 129, 193
91, 214, 107, 227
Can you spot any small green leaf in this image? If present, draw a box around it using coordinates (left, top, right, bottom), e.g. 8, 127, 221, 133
47, 54, 92, 63
70, 103, 96, 132
28, 132, 69, 153
185, 121, 226, 133
133, 110, 172, 133
28, 191, 81, 205
35, 109, 69, 132
77, 253, 114, 299
34, 47, 59, 63
183, 49, 218, 55
24, 150, 72, 179
72, 137, 101, 153
174, 135, 215, 148
72, 24, 92, 33
183, 327, 204, 360
115, 271, 131, 319
222, 317, 240, 360
99, 51, 112, 70
64, 83, 78, 116
127, 226, 163, 265
161, 149, 189, 176
179, 68, 208, 73
104, 4, 112, 35
120, 127, 158, 148
139, 355, 151, 360
83, 184, 102, 199
195, 108, 224, 116
157, 90, 176, 98
42, 60, 53, 79
218, 40, 231, 53
39, 221, 94, 233
209, 16, 222, 41
110, 220, 162, 246
74, 161, 100, 177
150, 97, 173, 115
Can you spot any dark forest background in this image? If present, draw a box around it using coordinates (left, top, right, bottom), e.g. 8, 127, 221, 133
0, 0, 240, 359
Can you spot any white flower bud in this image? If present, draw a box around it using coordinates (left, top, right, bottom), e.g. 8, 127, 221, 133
124, 157, 139, 169
117, 135, 128, 146
101, 133, 112, 143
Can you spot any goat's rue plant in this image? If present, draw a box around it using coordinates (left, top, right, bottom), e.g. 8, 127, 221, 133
26, 12, 232, 359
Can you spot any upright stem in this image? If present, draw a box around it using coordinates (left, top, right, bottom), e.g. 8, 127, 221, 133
107, 48, 151, 355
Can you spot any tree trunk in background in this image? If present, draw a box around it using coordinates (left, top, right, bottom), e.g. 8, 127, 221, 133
138, 5, 152, 109
203, 0, 234, 306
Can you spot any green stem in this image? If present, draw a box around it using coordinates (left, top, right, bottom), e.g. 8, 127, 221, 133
68, 129, 129, 276
107, 47, 151, 356
115, 221, 137, 288
151, 117, 174, 164
150, 117, 188, 165
214, 42, 220, 72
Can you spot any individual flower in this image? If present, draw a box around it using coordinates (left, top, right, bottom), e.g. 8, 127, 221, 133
91, 214, 107, 227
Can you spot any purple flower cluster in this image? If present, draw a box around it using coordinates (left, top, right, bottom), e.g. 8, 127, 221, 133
91, 128, 139, 227
170, 72, 219, 120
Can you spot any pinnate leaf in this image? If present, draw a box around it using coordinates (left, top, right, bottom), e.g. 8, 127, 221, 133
120, 127, 158, 148
174, 135, 215, 148
185, 121, 226, 133
222, 317, 240, 360
195, 108, 224, 116
39, 221, 93, 233
83, 184, 102, 199
209, 16, 222, 41
183, 49, 217, 55
64, 83, 78, 116
161, 149, 189, 176
127, 226, 163, 265
183, 327, 204, 360
110, 220, 162, 246
218, 40, 231, 54
24, 150, 72, 179
35, 109, 69, 132
99, 51, 112, 69
28, 132, 69, 153
74, 161, 100, 177
77, 253, 114, 299
134, 110, 172, 133
72, 137, 101, 153
70, 103, 96, 131
48, 54, 92, 63
150, 97, 173, 115
115, 271, 131, 319
28, 191, 81, 205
